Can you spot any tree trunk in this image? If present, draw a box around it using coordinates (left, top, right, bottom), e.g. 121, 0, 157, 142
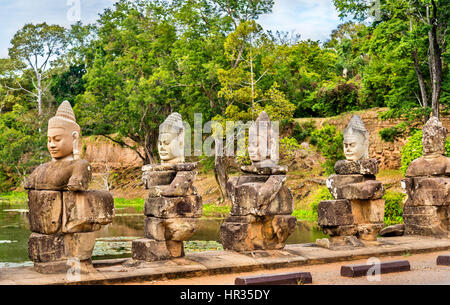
412, 49, 428, 108
427, 1, 443, 118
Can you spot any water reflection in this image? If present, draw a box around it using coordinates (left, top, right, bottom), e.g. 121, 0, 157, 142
0, 198, 326, 264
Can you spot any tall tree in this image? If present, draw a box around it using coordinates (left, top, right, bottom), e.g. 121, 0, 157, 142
7, 23, 67, 120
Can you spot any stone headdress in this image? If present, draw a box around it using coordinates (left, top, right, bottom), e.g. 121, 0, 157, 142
159, 112, 184, 135
343, 115, 369, 159
48, 101, 81, 135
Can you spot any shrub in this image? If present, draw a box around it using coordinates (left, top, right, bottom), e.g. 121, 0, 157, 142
280, 137, 301, 158
379, 122, 408, 142
400, 130, 450, 175
199, 155, 215, 174
383, 191, 405, 226
310, 124, 345, 174
293, 120, 316, 143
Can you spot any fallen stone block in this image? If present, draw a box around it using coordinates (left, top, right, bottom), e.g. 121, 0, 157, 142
341, 260, 410, 277
235, 272, 312, 285
28, 233, 65, 263
437, 255, 450, 266
144, 195, 202, 218
28, 190, 62, 234
318, 200, 354, 226
379, 224, 405, 237
131, 239, 171, 261
334, 159, 379, 175
62, 190, 114, 233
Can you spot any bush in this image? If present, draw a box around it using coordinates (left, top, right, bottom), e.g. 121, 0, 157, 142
379, 122, 408, 142
280, 137, 301, 158
383, 191, 405, 226
293, 186, 332, 222
310, 124, 345, 174
293, 120, 316, 143
400, 130, 450, 175
199, 155, 215, 174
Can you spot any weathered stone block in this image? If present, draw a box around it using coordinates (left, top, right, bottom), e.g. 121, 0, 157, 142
403, 206, 448, 235
334, 159, 379, 175
240, 165, 288, 175
62, 190, 114, 233
271, 215, 297, 246
322, 225, 357, 237
144, 217, 166, 241
131, 239, 171, 261
142, 171, 176, 188
379, 224, 405, 237
166, 240, 184, 258
161, 171, 197, 197
405, 155, 450, 177
338, 181, 384, 200
229, 182, 293, 216
357, 223, 383, 241
422, 117, 447, 156
318, 200, 354, 226
164, 218, 200, 241
350, 199, 385, 224
28, 190, 62, 234
63, 232, 96, 260
403, 177, 450, 206
220, 215, 296, 251
28, 233, 65, 263
144, 195, 202, 218
326, 174, 368, 199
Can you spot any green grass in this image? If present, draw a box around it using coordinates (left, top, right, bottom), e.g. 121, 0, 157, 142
114, 197, 145, 212
292, 209, 317, 222
0, 191, 27, 204
202, 204, 230, 218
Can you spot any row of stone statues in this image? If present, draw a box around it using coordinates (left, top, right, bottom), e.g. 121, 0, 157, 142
24, 101, 449, 274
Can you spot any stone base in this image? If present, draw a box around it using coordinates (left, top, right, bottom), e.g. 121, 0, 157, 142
33, 258, 95, 275
131, 239, 172, 261
219, 215, 297, 252
403, 205, 448, 237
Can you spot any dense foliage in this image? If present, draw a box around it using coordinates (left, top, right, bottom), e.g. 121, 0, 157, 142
0, 0, 448, 192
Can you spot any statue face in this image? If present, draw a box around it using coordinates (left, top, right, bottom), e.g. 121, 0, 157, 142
248, 133, 268, 162
344, 133, 366, 161
158, 132, 182, 162
47, 127, 74, 160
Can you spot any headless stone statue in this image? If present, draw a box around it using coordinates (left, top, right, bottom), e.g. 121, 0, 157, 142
402, 117, 450, 237
25, 101, 114, 274
220, 111, 296, 251
132, 112, 202, 262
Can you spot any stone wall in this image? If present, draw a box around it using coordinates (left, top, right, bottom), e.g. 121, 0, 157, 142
300, 108, 450, 170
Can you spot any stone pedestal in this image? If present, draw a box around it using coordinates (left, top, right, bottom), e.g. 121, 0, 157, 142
132, 162, 202, 261
318, 158, 385, 244
220, 165, 296, 251
26, 188, 114, 273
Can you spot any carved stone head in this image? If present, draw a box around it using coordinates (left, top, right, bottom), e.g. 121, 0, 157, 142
248, 111, 278, 168
47, 101, 81, 161
343, 115, 369, 161
422, 116, 447, 156
158, 112, 185, 164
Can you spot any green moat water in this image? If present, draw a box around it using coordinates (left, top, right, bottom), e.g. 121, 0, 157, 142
0, 197, 326, 267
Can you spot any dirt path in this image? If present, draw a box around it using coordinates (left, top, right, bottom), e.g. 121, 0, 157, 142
128, 251, 450, 285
